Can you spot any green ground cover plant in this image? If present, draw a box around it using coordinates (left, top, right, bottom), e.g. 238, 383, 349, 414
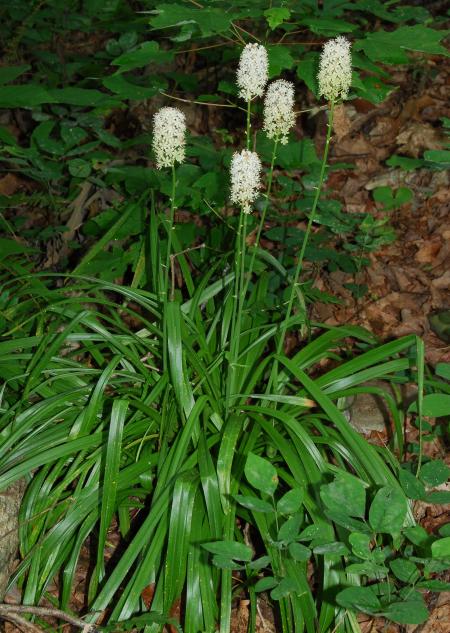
0, 2, 449, 633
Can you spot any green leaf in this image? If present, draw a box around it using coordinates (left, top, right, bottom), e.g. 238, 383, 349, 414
0, 85, 55, 108
427, 491, 450, 504
277, 488, 304, 515
268, 46, 294, 77
349, 532, 372, 559
336, 586, 381, 613
248, 555, 270, 571
254, 576, 278, 592
320, 473, 366, 518
432, 537, 450, 560
0, 65, 30, 85
345, 562, 387, 577
68, 159, 92, 178
111, 41, 173, 72
424, 149, 450, 168
264, 7, 290, 30
398, 468, 426, 500
383, 600, 428, 625
288, 542, 311, 562
369, 486, 408, 534
278, 514, 303, 543
390, 558, 420, 583
355, 26, 450, 64
436, 363, 450, 380
312, 542, 349, 556
201, 540, 253, 562
386, 155, 424, 171
245, 452, 278, 495
149, 4, 232, 37
233, 494, 272, 513
297, 52, 319, 95
417, 579, 450, 591
419, 460, 450, 487
298, 524, 330, 542
300, 16, 356, 36
270, 576, 297, 600
103, 74, 162, 100
409, 394, 450, 417
404, 525, 432, 548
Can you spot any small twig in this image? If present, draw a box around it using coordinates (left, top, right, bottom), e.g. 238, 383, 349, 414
169, 243, 205, 301
0, 610, 44, 633
0, 604, 97, 631
159, 90, 239, 109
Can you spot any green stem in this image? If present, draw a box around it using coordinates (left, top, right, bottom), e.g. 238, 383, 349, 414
226, 209, 245, 416
243, 137, 279, 300
246, 98, 251, 149
272, 100, 335, 388
162, 166, 177, 370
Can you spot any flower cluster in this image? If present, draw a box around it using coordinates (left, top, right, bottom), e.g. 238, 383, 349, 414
236, 43, 269, 101
263, 79, 296, 144
152, 107, 186, 169
317, 36, 352, 102
230, 149, 262, 214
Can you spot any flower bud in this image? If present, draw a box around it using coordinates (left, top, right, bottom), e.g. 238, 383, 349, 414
230, 149, 262, 214
318, 36, 352, 102
237, 43, 269, 101
263, 79, 296, 144
152, 107, 186, 169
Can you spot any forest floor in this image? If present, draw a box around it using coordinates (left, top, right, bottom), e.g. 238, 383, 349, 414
1, 52, 449, 633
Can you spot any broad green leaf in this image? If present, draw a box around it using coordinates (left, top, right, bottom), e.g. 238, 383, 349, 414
233, 494, 272, 513
312, 542, 349, 556
345, 562, 387, 577
355, 26, 450, 64
149, 4, 232, 37
278, 514, 303, 543
398, 468, 426, 500
349, 532, 372, 559
245, 452, 278, 495
432, 537, 450, 559
68, 159, 92, 178
320, 473, 366, 518
111, 41, 173, 72
268, 46, 294, 77
0, 65, 30, 85
0, 85, 55, 108
383, 600, 428, 625
288, 542, 311, 562
264, 7, 290, 30
409, 394, 450, 417
336, 586, 381, 613
390, 558, 420, 583
277, 488, 304, 515
201, 540, 253, 562
419, 460, 450, 487
369, 486, 408, 534
270, 576, 297, 600
254, 576, 277, 593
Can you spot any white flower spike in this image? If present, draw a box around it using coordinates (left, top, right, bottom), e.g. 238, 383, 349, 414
230, 149, 262, 214
152, 107, 186, 169
263, 79, 296, 144
237, 43, 269, 101
318, 36, 352, 103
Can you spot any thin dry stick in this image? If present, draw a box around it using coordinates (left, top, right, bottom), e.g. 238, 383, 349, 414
0, 610, 43, 633
158, 90, 240, 109
0, 604, 97, 632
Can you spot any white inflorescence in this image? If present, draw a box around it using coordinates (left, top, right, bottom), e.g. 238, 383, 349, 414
263, 79, 296, 144
317, 36, 352, 102
230, 149, 262, 214
152, 107, 186, 169
237, 43, 269, 101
